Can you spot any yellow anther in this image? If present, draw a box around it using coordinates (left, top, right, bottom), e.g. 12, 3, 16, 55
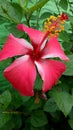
44, 22, 47, 25
44, 25, 48, 28
60, 20, 65, 24
47, 18, 50, 22
55, 33, 59, 37
55, 30, 59, 33
59, 29, 62, 32
58, 15, 61, 18
50, 16, 57, 21
52, 17, 57, 21
48, 21, 51, 25
60, 25, 64, 30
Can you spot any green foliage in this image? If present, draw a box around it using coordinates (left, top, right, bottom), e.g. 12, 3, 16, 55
68, 118, 73, 129
59, 0, 68, 10
44, 98, 58, 113
0, 0, 23, 23
31, 110, 48, 127
0, 0, 73, 129
0, 90, 11, 110
64, 55, 73, 76
29, 0, 49, 14
0, 113, 11, 128
50, 89, 73, 116
0, 23, 9, 43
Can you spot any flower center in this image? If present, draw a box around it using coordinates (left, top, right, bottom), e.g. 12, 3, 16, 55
29, 49, 41, 61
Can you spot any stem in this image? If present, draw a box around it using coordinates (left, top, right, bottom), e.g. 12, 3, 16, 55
36, 8, 41, 29
26, 17, 30, 27
2, 111, 25, 115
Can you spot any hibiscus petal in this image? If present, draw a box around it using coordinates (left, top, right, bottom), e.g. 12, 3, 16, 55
35, 59, 66, 92
41, 37, 69, 61
4, 55, 36, 96
17, 24, 45, 48
0, 34, 33, 61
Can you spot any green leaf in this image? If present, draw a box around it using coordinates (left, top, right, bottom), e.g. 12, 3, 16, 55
40, 12, 51, 20
1, 120, 14, 130
64, 55, 73, 76
0, 90, 12, 110
0, 59, 12, 91
29, 0, 49, 14
6, 23, 24, 37
34, 74, 42, 90
44, 98, 58, 113
0, 1, 23, 23
0, 113, 11, 128
22, 96, 31, 103
59, 0, 68, 10
31, 126, 46, 130
24, 97, 42, 111
68, 118, 73, 129
11, 90, 23, 109
51, 90, 73, 116
11, 115, 22, 130
0, 23, 9, 44
18, 0, 28, 8
59, 31, 70, 42
31, 110, 48, 127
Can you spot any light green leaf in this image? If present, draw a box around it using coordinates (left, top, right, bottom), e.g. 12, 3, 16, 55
51, 90, 73, 116
18, 0, 28, 8
0, 1, 23, 23
0, 24, 9, 44
29, 0, 49, 14
64, 55, 73, 76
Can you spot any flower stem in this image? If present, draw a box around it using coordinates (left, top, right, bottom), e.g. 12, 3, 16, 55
2, 111, 25, 115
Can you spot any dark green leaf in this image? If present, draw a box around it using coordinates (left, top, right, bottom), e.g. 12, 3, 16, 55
68, 118, 73, 129
34, 74, 42, 90
24, 97, 42, 111
0, 90, 11, 110
40, 12, 52, 20
0, 113, 11, 128
11, 90, 23, 109
31, 110, 48, 127
1, 120, 14, 130
44, 98, 58, 112
0, 59, 12, 91
59, 0, 68, 10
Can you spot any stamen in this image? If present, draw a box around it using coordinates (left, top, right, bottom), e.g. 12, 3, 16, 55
43, 12, 68, 38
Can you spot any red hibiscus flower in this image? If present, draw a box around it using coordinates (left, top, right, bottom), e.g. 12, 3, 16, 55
0, 24, 69, 96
